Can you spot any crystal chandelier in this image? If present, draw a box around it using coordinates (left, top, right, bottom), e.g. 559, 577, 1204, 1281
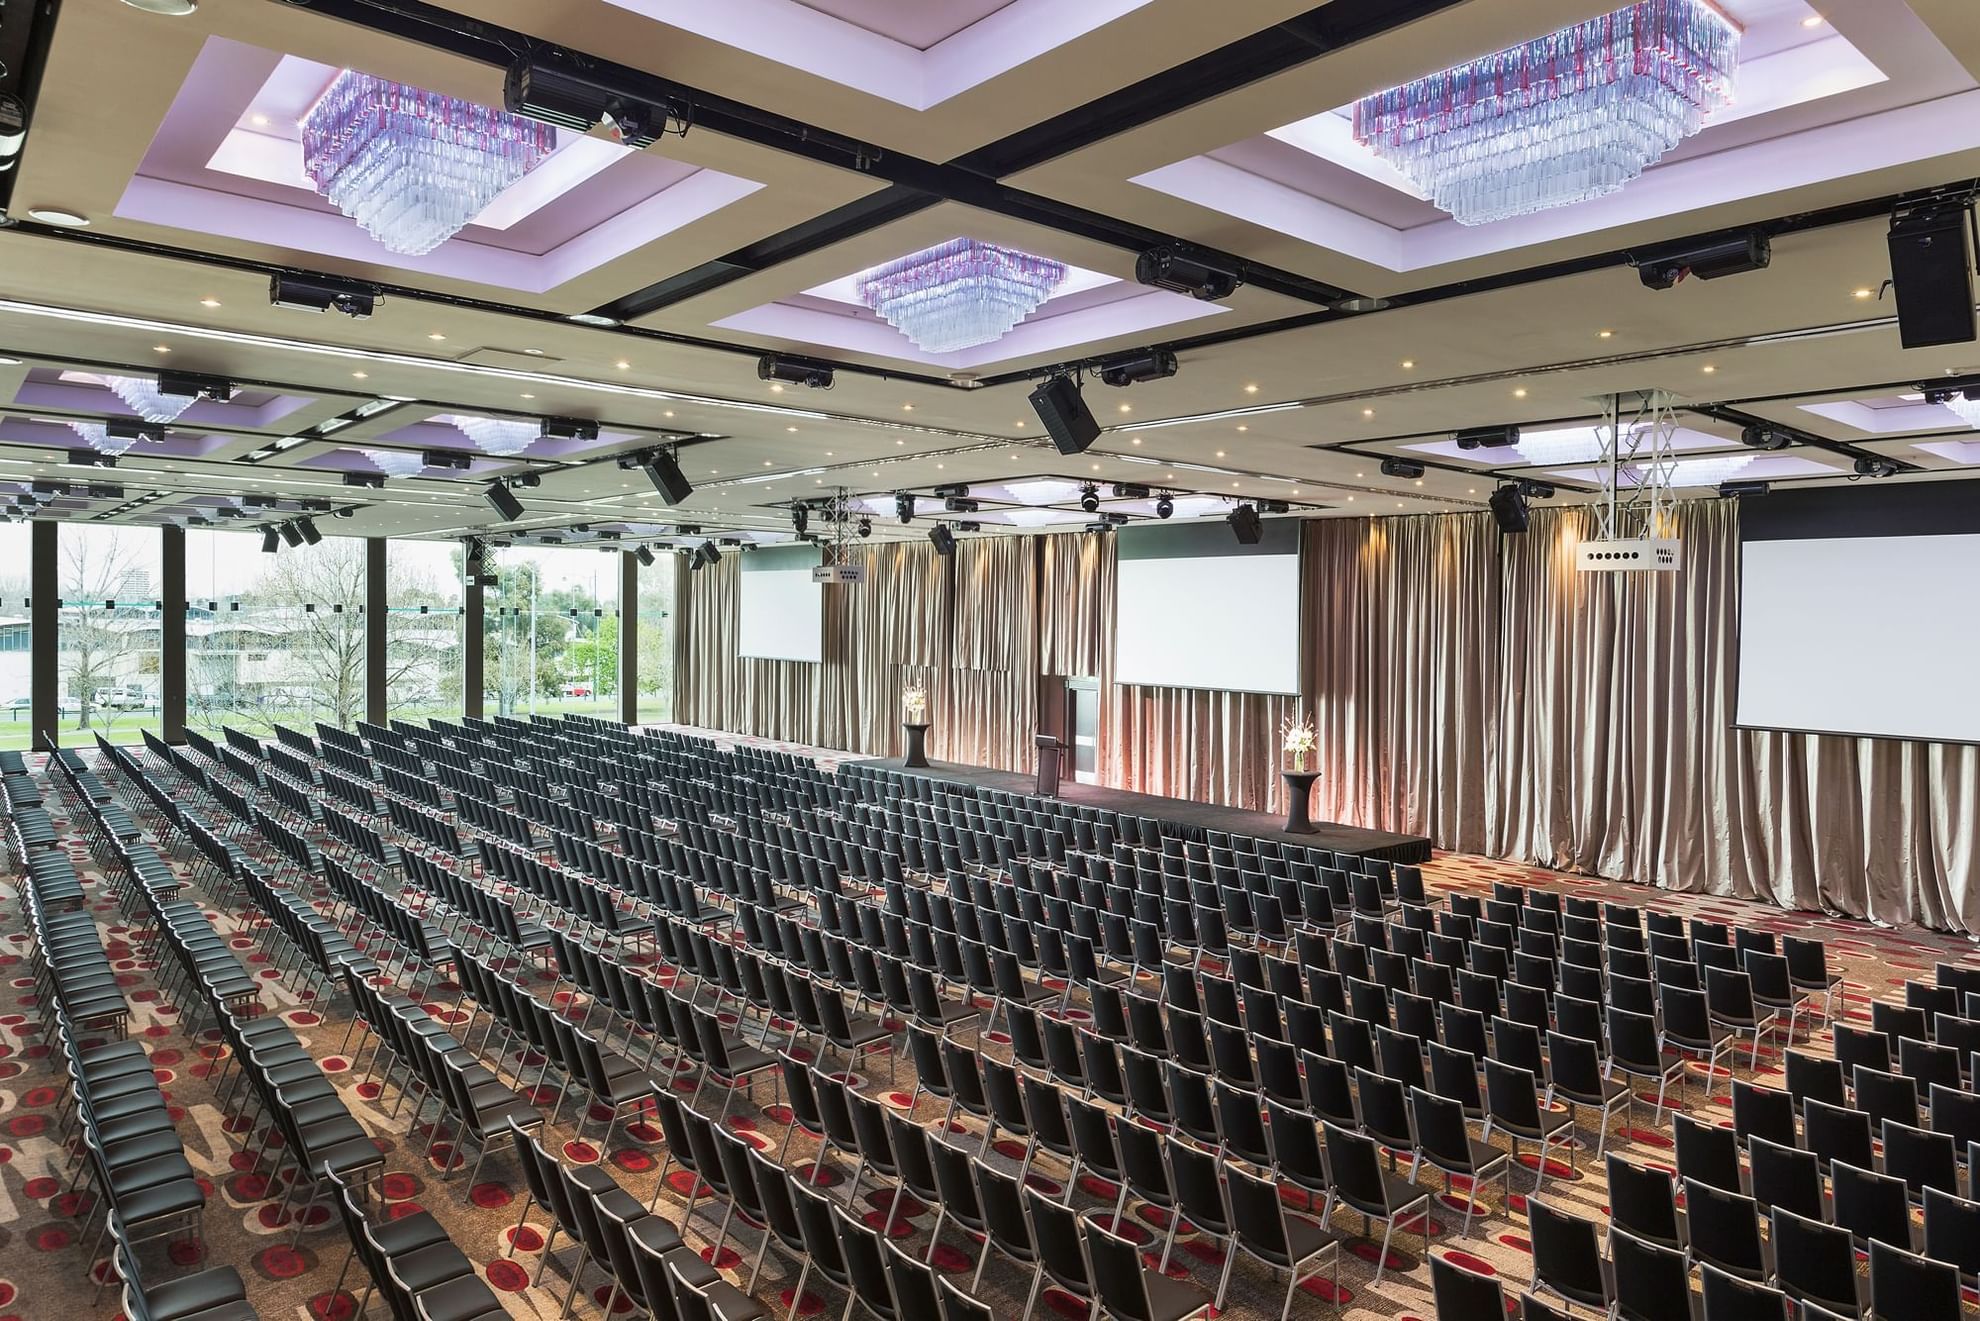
103, 375, 194, 424
302, 70, 555, 256
1514, 429, 1606, 467
362, 449, 426, 477
1943, 396, 1980, 429
853, 239, 1067, 353
1353, 0, 1740, 226
448, 415, 540, 457
65, 422, 140, 456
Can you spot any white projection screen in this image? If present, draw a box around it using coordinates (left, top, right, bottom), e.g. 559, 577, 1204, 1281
1114, 520, 1302, 695
738, 543, 823, 663
1737, 483, 1980, 744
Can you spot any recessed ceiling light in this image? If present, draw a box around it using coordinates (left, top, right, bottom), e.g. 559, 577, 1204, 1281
1356, 472, 1365, 478
0, 357, 20, 366
1244, 384, 1259, 394
615, 360, 631, 371
1701, 364, 1717, 374
249, 114, 270, 128
352, 370, 367, 379
200, 298, 221, 309
1015, 420, 1026, 428
1852, 288, 1873, 300
1131, 436, 1142, 445
1215, 450, 1226, 458
663, 411, 674, 418
1513, 388, 1528, 398
762, 461, 773, 467
1347, 495, 1355, 502
1236, 425, 1248, 433
428, 332, 446, 341
824, 451, 833, 457
1469, 488, 1477, 494
895, 439, 904, 446
1801, 14, 1825, 26
1598, 330, 1614, 339
785, 426, 798, 433
520, 393, 535, 399
1401, 360, 1415, 369
770, 383, 784, 393
119, 0, 199, 14
937, 463, 946, 470
902, 403, 914, 411
523, 348, 544, 356
153, 344, 171, 354
1362, 408, 1374, 418
1118, 404, 1131, 414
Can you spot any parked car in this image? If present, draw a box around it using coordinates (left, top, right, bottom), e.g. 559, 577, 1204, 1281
96, 686, 155, 710
560, 683, 593, 698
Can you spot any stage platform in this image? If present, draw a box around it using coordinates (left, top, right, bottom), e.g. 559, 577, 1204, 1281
856, 757, 1433, 865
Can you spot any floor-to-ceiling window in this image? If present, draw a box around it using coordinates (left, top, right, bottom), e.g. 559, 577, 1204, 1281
386, 540, 465, 721
58, 523, 162, 746
487, 546, 619, 720
0, 524, 32, 752
186, 528, 366, 735
636, 551, 675, 724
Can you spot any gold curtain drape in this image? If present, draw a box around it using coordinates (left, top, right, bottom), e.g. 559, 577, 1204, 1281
1307, 514, 1499, 854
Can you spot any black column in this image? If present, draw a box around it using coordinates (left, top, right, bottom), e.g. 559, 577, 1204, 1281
365, 538, 386, 725
463, 566, 484, 720
160, 524, 186, 744
29, 520, 56, 752
619, 551, 637, 727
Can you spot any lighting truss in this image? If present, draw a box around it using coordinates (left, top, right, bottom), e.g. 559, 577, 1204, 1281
1590, 389, 1684, 542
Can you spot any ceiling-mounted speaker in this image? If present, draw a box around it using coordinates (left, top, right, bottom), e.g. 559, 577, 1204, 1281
1489, 483, 1530, 534
643, 450, 693, 505
1028, 374, 1100, 456
1888, 206, 1977, 349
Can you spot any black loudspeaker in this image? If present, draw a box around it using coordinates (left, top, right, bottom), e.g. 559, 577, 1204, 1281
1227, 503, 1262, 545
1888, 207, 1976, 349
928, 523, 957, 557
643, 451, 694, 505
485, 482, 525, 522
1489, 484, 1529, 534
1029, 375, 1100, 456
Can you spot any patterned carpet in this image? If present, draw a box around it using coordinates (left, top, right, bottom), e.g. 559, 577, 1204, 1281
2, 742, 1975, 1321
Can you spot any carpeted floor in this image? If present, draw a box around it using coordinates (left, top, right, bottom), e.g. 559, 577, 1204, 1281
1, 742, 1974, 1321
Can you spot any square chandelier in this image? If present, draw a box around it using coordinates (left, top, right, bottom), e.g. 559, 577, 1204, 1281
1353, 0, 1741, 226
303, 71, 556, 256
853, 238, 1068, 353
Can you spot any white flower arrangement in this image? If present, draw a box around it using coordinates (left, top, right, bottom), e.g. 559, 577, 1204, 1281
902, 687, 928, 723
1281, 713, 1317, 773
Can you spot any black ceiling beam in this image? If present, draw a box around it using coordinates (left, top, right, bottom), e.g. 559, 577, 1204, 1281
957, 0, 1472, 178
973, 184, 1965, 388
274, 0, 1364, 313
0, 0, 61, 215
1685, 403, 1924, 471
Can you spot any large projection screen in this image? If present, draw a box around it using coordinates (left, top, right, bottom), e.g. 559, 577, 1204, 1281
1114, 520, 1302, 695
738, 543, 823, 663
1737, 482, 1980, 744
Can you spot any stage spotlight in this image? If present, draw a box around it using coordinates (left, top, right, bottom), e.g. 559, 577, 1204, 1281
485, 481, 526, 522
422, 450, 473, 472
895, 492, 916, 524
279, 521, 304, 548
1489, 483, 1529, 534
1718, 480, 1771, 498
756, 354, 834, 389
1634, 231, 1770, 290
1134, 247, 1240, 301
1854, 456, 1900, 478
943, 497, 979, 513
1740, 424, 1795, 451
1519, 479, 1556, 499
268, 271, 375, 318
1454, 425, 1519, 450
1084, 521, 1114, 535
539, 417, 599, 442
261, 527, 281, 554
1097, 348, 1179, 388
641, 448, 693, 504
502, 56, 680, 147
296, 516, 322, 545
1079, 483, 1100, 513
634, 544, 656, 567
1227, 502, 1262, 545
791, 504, 810, 536
932, 483, 970, 499
1380, 457, 1426, 479
857, 517, 872, 539
65, 449, 115, 468
343, 472, 386, 489
157, 370, 234, 402
1154, 494, 1174, 519
1110, 483, 1152, 500
928, 523, 957, 557
1029, 374, 1100, 456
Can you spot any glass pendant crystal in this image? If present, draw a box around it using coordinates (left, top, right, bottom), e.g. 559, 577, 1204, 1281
103, 375, 195, 424
362, 449, 427, 477
1353, 0, 1739, 226
302, 70, 556, 256
853, 239, 1067, 353
449, 415, 540, 457
1514, 430, 1607, 466
1943, 396, 1980, 429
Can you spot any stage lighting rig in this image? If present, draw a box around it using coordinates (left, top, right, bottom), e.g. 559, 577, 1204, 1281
269, 272, 375, 318
1097, 348, 1179, 388
757, 354, 834, 390
1632, 231, 1771, 290
343, 472, 385, 489
857, 517, 872, 539
895, 492, 916, 524
1154, 494, 1174, 519
1134, 248, 1240, 301
1079, 483, 1101, 513
157, 370, 234, 402
540, 417, 599, 442
1854, 456, 1900, 478
1718, 480, 1771, 498
791, 503, 810, 536
1740, 424, 1795, 451
502, 56, 688, 148
1380, 458, 1426, 479
1454, 425, 1519, 450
